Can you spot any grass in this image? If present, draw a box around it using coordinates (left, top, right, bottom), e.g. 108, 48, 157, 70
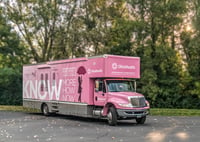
0, 105, 40, 113
150, 108, 200, 116
0, 105, 200, 116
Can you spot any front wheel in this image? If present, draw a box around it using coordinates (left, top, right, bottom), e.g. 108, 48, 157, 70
136, 116, 146, 124
107, 106, 118, 126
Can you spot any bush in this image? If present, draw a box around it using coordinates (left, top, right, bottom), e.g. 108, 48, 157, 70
0, 68, 22, 105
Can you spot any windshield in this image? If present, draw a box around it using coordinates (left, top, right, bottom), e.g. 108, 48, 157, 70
106, 80, 135, 92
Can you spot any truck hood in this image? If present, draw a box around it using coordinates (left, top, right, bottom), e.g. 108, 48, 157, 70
107, 92, 145, 104
107, 92, 150, 109
107, 92, 148, 109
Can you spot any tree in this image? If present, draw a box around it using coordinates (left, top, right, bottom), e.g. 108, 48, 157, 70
79, 0, 127, 56
0, 8, 28, 68
180, 0, 200, 103
0, 8, 27, 105
2, 0, 81, 62
125, 0, 188, 107
3, 0, 126, 60
1, 0, 199, 108
107, 19, 136, 56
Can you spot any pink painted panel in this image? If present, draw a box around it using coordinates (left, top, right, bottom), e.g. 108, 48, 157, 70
105, 55, 140, 78
87, 57, 105, 77
23, 55, 140, 105
87, 55, 140, 78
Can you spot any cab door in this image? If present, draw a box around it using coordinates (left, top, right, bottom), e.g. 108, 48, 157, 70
94, 79, 107, 106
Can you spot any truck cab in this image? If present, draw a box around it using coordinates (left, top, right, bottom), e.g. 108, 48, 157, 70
93, 78, 150, 125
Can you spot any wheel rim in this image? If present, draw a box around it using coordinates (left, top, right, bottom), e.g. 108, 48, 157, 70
44, 106, 47, 114
107, 111, 112, 123
43, 105, 48, 114
107, 107, 117, 126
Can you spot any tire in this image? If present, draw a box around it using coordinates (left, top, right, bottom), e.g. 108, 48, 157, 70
42, 104, 50, 116
136, 116, 146, 124
107, 106, 118, 126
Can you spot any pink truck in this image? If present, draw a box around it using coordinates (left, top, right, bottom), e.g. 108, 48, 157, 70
23, 54, 150, 125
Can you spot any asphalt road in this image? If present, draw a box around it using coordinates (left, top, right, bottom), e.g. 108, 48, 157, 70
0, 111, 200, 142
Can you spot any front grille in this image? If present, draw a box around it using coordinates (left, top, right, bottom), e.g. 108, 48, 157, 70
130, 97, 146, 107
125, 111, 144, 114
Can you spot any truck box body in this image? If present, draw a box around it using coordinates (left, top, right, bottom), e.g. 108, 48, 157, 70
23, 55, 149, 125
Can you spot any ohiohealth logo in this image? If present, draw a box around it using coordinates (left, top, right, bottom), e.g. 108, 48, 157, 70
112, 63, 118, 70
112, 63, 135, 70
87, 69, 103, 74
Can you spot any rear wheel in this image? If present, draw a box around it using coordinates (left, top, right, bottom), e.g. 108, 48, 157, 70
107, 106, 118, 126
136, 116, 146, 124
42, 104, 49, 116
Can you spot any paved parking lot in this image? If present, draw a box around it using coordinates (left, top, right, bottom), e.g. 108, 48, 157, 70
0, 111, 200, 142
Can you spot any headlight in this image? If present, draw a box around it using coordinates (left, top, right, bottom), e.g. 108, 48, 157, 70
145, 100, 150, 107
118, 103, 133, 108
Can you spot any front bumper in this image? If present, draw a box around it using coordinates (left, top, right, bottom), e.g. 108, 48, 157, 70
117, 108, 149, 119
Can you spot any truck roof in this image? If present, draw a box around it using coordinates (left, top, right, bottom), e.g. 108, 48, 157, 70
23, 54, 140, 79
24, 54, 139, 67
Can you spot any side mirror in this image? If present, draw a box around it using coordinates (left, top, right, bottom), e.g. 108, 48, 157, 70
95, 88, 98, 92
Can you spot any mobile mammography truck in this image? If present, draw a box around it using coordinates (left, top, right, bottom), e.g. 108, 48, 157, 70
23, 54, 150, 125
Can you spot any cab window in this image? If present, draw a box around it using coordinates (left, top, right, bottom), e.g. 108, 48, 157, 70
95, 80, 106, 92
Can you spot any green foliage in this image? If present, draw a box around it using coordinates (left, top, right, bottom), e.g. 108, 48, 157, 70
0, 68, 22, 105
135, 44, 190, 108
180, 0, 200, 106
123, 0, 199, 108
0, 9, 29, 69
107, 19, 136, 56
0, 8, 28, 105
192, 82, 200, 97
0, 0, 199, 109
